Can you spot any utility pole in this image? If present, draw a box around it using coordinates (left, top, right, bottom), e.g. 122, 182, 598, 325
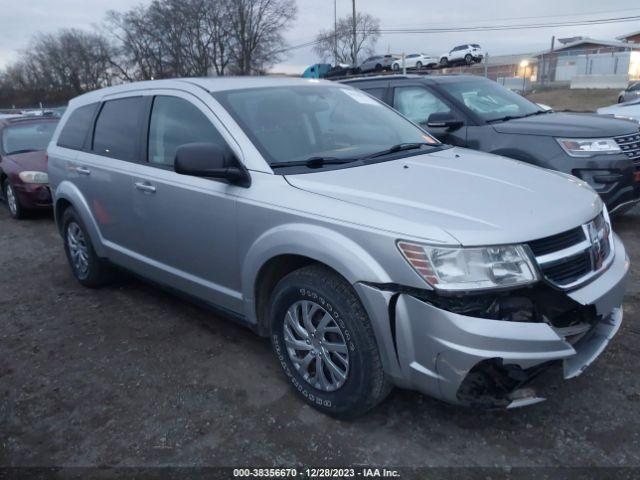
352, 0, 357, 66
334, 0, 338, 66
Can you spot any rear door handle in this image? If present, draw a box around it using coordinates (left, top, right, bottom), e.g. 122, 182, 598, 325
134, 181, 157, 194
76, 166, 91, 176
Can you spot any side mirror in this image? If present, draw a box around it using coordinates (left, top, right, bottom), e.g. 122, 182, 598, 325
175, 142, 251, 188
426, 112, 464, 130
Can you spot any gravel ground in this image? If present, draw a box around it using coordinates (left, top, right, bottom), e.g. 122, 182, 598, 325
0, 204, 639, 470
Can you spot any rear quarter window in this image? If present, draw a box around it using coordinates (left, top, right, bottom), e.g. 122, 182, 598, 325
57, 103, 99, 150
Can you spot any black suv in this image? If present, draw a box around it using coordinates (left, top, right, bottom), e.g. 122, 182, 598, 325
343, 75, 640, 214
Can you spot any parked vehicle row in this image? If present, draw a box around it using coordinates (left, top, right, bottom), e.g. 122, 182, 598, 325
0, 115, 58, 219
343, 74, 640, 215
21, 77, 627, 419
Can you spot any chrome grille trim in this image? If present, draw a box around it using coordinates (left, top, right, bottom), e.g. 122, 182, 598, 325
614, 131, 640, 163
530, 209, 615, 290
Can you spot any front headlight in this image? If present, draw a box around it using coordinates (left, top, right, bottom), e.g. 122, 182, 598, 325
557, 138, 621, 157
397, 242, 538, 291
18, 171, 48, 184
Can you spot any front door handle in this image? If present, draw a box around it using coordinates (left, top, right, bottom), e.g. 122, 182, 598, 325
134, 181, 157, 194
76, 166, 91, 176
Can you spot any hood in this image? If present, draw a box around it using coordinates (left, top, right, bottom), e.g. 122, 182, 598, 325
5, 150, 48, 171
285, 147, 602, 246
491, 112, 638, 137
598, 102, 640, 121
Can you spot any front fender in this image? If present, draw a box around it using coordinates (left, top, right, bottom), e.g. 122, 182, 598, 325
53, 180, 106, 257
241, 223, 393, 325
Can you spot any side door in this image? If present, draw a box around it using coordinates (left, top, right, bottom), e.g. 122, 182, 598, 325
391, 85, 467, 145
131, 92, 243, 312
74, 96, 149, 257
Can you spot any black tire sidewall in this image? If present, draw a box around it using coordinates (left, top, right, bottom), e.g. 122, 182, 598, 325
270, 271, 376, 417
61, 207, 104, 285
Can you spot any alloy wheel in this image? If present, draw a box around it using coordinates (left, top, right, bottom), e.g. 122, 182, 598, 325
5, 184, 17, 216
67, 222, 90, 277
283, 300, 350, 392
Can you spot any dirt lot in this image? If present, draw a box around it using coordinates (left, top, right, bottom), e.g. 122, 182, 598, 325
526, 88, 621, 112
1, 204, 640, 472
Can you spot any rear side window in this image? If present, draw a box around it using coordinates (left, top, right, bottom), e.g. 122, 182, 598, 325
147, 96, 228, 167
92, 97, 146, 161
361, 88, 387, 102
57, 103, 98, 150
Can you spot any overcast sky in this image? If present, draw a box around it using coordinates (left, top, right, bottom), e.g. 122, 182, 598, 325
0, 0, 639, 73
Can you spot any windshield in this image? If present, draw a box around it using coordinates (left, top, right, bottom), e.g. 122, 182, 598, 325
440, 80, 542, 122
214, 86, 439, 167
2, 121, 58, 154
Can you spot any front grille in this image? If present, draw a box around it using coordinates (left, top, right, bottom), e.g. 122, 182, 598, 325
528, 227, 585, 256
541, 250, 591, 285
614, 131, 640, 165
528, 211, 613, 289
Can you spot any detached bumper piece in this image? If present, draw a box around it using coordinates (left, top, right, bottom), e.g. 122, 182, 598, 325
355, 234, 629, 409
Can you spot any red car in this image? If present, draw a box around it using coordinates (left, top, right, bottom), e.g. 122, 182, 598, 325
0, 115, 59, 219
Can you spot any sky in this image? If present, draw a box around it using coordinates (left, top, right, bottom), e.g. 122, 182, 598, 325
0, 0, 639, 74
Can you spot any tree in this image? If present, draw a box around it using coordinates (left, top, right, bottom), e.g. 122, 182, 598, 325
227, 0, 297, 75
313, 13, 380, 65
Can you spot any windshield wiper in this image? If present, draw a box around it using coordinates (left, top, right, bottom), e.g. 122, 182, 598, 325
486, 115, 525, 123
362, 142, 433, 161
270, 156, 360, 169
7, 149, 37, 155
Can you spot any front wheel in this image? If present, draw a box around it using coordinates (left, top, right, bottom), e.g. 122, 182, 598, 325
465, 54, 473, 65
269, 265, 391, 418
618, 96, 625, 103
3, 179, 24, 219
440, 57, 448, 67
392, 63, 400, 71
415, 61, 423, 69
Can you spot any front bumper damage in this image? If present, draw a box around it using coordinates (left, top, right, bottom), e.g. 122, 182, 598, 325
355, 234, 629, 409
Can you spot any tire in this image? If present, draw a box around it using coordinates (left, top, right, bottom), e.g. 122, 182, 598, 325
415, 61, 423, 69
61, 207, 114, 288
440, 57, 448, 67
269, 264, 391, 419
3, 179, 24, 220
392, 63, 400, 71
374, 63, 383, 72
618, 96, 625, 104
464, 54, 473, 65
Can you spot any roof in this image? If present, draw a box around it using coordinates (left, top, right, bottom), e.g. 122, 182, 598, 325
617, 30, 640, 41
538, 37, 635, 54
68, 77, 338, 106
341, 74, 490, 85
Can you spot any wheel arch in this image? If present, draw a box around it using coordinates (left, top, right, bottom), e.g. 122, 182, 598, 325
242, 224, 392, 335
53, 180, 107, 257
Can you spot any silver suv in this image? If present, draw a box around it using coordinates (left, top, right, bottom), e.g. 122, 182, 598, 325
48, 78, 628, 418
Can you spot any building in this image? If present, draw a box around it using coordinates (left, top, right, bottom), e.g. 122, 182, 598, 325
617, 30, 640, 45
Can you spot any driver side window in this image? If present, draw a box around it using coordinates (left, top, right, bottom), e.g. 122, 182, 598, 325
393, 87, 451, 125
148, 96, 228, 167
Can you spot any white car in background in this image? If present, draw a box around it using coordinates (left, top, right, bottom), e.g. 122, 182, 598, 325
598, 99, 640, 124
392, 53, 439, 71
440, 44, 484, 67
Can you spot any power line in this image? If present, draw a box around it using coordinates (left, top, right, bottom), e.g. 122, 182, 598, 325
377, 15, 640, 34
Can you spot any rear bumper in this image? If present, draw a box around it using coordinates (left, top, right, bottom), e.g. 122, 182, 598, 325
355, 234, 629, 408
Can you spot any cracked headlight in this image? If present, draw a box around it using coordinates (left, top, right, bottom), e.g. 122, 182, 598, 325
397, 242, 538, 292
557, 138, 621, 157
18, 171, 49, 184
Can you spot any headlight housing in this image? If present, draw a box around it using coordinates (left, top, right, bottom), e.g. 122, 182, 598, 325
557, 138, 621, 157
18, 171, 49, 184
397, 242, 538, 292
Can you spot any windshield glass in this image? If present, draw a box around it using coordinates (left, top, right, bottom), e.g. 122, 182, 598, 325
2, 121, 58, 154
214, 85, 439, 166
440, 80, 542, 122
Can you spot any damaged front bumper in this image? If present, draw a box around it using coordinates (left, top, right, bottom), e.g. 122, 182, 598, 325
355, 234, 629, 409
